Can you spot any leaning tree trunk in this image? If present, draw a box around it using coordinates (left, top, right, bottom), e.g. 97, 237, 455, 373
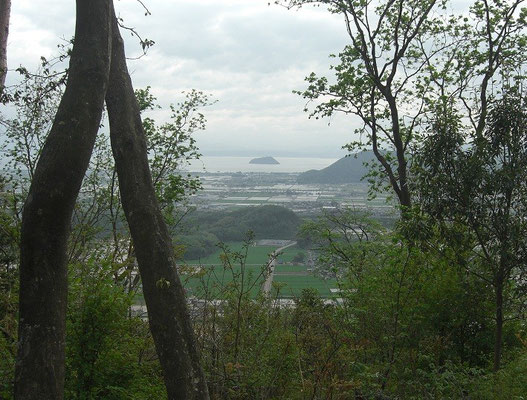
15, 1, 111, 399
105, 6, 209, 399
0, 0, 10, 93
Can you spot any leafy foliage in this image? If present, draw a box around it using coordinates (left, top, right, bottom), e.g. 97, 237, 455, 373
0, 178, 18, 399
413, 92, 527, 370
278, 0, 527, 210
65, 259, 165, 400
137, 87, 212, 219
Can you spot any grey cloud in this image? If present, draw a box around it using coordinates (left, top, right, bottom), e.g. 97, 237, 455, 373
144, 2, 349, 75
10, 0, 360, 157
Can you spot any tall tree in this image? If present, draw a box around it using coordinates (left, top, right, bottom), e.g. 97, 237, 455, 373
0, 0, 10, 93
105, 4, 209, 398
279, 0, 527, 212
14, 1, 111, 398
414, 93, 527, 371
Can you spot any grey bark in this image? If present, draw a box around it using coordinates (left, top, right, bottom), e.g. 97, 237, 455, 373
14, 1, 111, 399
0, 0, 10, 92
105, 4, 209, 399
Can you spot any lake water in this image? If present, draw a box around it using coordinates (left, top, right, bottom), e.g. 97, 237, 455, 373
186, 156, 339, 173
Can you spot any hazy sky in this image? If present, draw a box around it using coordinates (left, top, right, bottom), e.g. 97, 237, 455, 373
7, 0, 357, 158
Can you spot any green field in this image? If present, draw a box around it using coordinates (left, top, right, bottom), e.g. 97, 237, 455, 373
274, 264, 308, 273
181, 241, 337, 298
276, 246, 306, 263
185, 242, 276, 265
183, 242, 272, 297
182, 265, 267, 298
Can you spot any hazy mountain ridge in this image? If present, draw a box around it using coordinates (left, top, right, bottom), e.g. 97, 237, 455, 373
297, 152, 376, 184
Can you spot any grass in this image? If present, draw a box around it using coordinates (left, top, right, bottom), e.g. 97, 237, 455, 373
185, 242, 276, 266
182, 264, 267, 298
276, 246, 306, 263
183, 242, 272, 298
275, 264, 309, 273
180, 241, 338, 299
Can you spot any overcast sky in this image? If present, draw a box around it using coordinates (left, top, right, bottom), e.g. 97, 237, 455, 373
7, 0, 360, 158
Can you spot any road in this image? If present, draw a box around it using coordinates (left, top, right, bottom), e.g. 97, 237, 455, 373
261, 241, 297, 296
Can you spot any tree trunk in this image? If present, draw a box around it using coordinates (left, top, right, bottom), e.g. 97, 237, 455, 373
493, 278, 504, 372
0, 0, 10, 92
105, 5, 209, 399
14, 1, 111, 399
386, 93, 412, 211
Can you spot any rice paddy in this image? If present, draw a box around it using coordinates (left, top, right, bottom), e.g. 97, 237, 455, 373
180, 242, 338, 299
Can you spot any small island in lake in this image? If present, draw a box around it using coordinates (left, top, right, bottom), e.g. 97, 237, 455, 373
249, 156, 280, 165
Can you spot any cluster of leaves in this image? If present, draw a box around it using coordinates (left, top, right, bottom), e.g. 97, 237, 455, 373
0, 178, 18, 399
276, 0, 527, 211
65, 259, 165, 400
136, 86, 213, 229
179, 216, 526, 399
294, 209, 526, 398
409, 92, 527, 371
0, 215, 167, 399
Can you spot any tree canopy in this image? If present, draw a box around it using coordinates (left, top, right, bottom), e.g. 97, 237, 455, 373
279, 0, 527, 213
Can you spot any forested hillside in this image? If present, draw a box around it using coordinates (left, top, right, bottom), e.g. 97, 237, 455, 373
179, 205, 301, 259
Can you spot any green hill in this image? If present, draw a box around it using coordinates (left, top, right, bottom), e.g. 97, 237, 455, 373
179, 205, 302, 259
206, 205, 301, 241
297, 151, 376, 184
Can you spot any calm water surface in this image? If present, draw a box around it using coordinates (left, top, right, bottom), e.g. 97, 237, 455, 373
186, 156, 339, 173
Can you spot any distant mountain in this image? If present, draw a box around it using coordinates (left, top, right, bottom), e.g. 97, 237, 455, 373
249, 156, 280, 165
297, 151, 376, 184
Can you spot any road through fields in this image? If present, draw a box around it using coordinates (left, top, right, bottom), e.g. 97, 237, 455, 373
261, 241, 297, 295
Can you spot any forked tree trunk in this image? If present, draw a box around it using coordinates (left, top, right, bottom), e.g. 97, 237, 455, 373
14, 1, 111, 399
0, 0, 10, 92
105, 5, 209, 399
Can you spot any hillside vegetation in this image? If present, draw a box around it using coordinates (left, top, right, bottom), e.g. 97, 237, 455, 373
178, 205, 301, 259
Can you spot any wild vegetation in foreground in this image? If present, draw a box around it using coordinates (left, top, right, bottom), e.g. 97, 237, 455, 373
3, 0, 527, 397
4, 212, 527, 399
2, 54, 527, 400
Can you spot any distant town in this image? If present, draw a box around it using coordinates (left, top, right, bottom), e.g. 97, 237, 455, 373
190, 170, 396, 222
